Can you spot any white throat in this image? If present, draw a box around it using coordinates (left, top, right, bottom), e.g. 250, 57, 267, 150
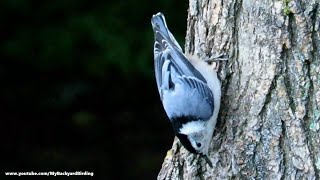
179, 121, 205, 135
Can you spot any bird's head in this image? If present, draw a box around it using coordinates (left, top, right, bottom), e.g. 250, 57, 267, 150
176, 120, 210, 155
174, 120, 213, 167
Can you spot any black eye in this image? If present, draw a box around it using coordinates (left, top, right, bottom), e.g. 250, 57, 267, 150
196, 142, 202, 147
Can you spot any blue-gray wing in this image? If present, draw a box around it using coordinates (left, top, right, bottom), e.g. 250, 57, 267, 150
178, 75, 214, 112
156, 58, 214, 121
161, 75, 214, 120
153, 31, 207, 98
152, 13, 214, 121
152, 12, 207, 97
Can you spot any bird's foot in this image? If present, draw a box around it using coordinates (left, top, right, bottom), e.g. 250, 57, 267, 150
204, 53, 228, 63
204, 54, 228, 71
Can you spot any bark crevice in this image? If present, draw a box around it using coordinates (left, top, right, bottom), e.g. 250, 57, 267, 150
307, 3, 319, 179
280, 114, 287, 180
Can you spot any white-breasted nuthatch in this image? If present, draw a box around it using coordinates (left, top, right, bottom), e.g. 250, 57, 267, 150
151, 12, 224, 167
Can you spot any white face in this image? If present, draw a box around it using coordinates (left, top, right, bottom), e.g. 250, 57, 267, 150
179, 120, 209, 154
188, 132, 207, 154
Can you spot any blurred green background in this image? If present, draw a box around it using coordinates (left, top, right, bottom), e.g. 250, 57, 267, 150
1, 0, 188, 179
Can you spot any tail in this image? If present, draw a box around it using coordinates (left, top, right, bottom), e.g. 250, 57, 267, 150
151, 12, 182, 51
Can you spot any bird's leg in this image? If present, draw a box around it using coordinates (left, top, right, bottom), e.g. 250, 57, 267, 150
199, 43, 228, 70
204, 53, 228, 63
204, 53, 228, 71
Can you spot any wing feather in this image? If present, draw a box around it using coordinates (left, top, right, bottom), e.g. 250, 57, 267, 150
153, 31, 206, 93
178, 76, 214, 112
152, 14, 214, 121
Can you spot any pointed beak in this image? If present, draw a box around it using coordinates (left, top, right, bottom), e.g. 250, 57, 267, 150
201, 154, 213, 168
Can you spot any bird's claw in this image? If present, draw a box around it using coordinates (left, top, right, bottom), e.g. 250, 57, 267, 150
204, 53, 229, 63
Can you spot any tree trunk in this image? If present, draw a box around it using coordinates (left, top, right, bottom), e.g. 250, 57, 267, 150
158, 0, 320, 179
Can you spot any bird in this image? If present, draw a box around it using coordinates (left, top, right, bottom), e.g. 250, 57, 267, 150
151, 12, 225, 167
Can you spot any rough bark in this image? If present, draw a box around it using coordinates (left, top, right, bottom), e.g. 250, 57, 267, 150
158, 0, 320, 179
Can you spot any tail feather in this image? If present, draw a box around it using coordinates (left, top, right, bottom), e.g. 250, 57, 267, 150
151, 12, 182, 51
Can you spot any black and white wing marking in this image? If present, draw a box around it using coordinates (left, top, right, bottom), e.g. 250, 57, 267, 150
153, 30, 206, 96
151, 12, 183, 52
